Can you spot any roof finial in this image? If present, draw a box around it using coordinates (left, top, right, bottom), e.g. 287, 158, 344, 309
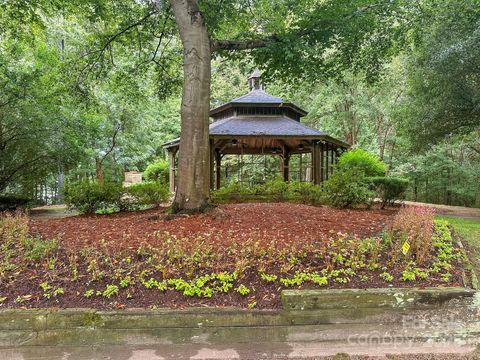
248, 69, 262, 91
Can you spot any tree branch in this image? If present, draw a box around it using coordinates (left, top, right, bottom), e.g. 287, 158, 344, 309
211, 37, 278, 52
99, 122, 122, 165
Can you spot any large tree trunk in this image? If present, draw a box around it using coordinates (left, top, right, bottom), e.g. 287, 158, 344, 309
170, 0, 211, 213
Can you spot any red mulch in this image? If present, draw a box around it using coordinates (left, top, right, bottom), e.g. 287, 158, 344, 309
29, 203, 396, 250
0, 203, 464, 310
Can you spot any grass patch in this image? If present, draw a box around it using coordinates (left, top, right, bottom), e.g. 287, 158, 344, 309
435, 216, 480, 247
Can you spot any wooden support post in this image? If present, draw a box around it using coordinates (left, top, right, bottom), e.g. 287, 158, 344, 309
168, 149, 176, 193
319, 142, 324, 182
312, 142, 321, 185
299, 153, 303, 181
215, 150, 221, 190
330, 146, 335, 175
283, 153, 290, 182
209, 139, 215, 190
325, 143, 329, 181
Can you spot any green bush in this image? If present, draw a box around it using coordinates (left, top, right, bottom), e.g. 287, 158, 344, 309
323, 168, 373, 208
210, 183, 254, 203
289, 181, 324, 205
126, 181, 170, 206
369, 176, 409, 208
0, 195, 35, 211
63, 181, 125, 214
144, 159, 170, 184
338, 149, 386, 177
211, 179, 324, 205
263, 177, 291, 201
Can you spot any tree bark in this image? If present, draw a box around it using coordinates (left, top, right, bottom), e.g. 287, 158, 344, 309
170, 0, 211, 213
95, 157, 104, 184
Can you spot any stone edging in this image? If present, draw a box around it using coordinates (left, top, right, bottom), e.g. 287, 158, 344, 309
0, 287, 476, 347
281, 287, 476, 311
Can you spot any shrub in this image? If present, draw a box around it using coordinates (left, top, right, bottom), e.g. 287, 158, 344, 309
338, 149, 386, 177
0, 211, 29, 245
263, 177, 291, 201
144, 160, 169, 184
322, 168, 373, 208
369, 176, 409, 208
386, 206, 435, 266
0, 195, 35, 211
63, 181, 124, 214
126, 181, 170, 206
211, 179, 325, 205
210, 183, 254, 203
289, 181, 324, 204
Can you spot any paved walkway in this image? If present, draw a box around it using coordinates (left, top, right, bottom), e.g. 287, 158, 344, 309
0, 344, 479, 360
29, 205, 78, 220
401, 201, 480, 219
1, 295, 479, 359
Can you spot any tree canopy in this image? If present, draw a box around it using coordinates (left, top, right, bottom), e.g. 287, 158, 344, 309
0, 0, 478, 208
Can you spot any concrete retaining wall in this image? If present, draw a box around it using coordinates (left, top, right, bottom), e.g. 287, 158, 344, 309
0, 287, 477, 348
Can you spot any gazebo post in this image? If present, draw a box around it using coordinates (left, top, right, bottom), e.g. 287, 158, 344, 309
283, 153, 290, 182
312, 141, 320, 185
319, 142, 324, 182
330, 145, 335, 175
215, 150, 221, 190
325, 143, 330, 180
209, 139, 215, 190
168, 148, 177, 193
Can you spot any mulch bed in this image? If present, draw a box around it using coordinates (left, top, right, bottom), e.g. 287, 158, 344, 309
0, 203, 465, 310
29, 203, 397, 250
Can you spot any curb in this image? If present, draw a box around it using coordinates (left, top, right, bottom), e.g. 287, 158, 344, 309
280, 287, 476, 311
0, 287, 476, 347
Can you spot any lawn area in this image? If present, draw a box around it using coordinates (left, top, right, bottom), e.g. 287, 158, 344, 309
436, 215, 480, 247
436, 215, 480, 279
0, 204, 466, 310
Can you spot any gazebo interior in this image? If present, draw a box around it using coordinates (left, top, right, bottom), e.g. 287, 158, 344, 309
163, 70, 349, 192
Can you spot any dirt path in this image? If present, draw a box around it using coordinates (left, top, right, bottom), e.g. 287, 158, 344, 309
29, 205, 78, 220
402, 200, 480, 219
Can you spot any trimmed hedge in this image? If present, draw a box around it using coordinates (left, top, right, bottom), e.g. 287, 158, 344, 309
211, 178, 325, 205
63, 182, 125, 214
0, 195, 35, 211
143, 160, 169, 184
323, 168, 374, 208
337, 148, 386, 177
369, 176, 409, 208
64, 181, 170, 214
126, 181, 169, 206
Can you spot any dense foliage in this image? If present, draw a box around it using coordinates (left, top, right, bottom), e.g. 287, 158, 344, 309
64, 181, 169, 214
143, 160, 170, 184
322, 169, 373, 208
127, 182, 170, 206
63, 182, 125, 214
337, 149, 386, 177
369, 176, 409, 208
0, 0, 478, 208
211, 179, 324, 205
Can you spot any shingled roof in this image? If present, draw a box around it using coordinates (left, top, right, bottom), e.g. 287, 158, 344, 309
163, 69, 350, 150
210, 116, 324, 136
230, 89, 283, 104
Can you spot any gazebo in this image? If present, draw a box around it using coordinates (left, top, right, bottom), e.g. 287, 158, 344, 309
163, 71, 349, 192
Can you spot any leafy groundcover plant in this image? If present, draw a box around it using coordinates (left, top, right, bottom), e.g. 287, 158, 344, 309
0, 207, 464, 309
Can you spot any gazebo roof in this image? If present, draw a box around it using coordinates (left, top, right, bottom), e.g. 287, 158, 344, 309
163, 70, 350, 150
209, 116, 324, 136
230, 89, 283, 104
209, 89, 308, 118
